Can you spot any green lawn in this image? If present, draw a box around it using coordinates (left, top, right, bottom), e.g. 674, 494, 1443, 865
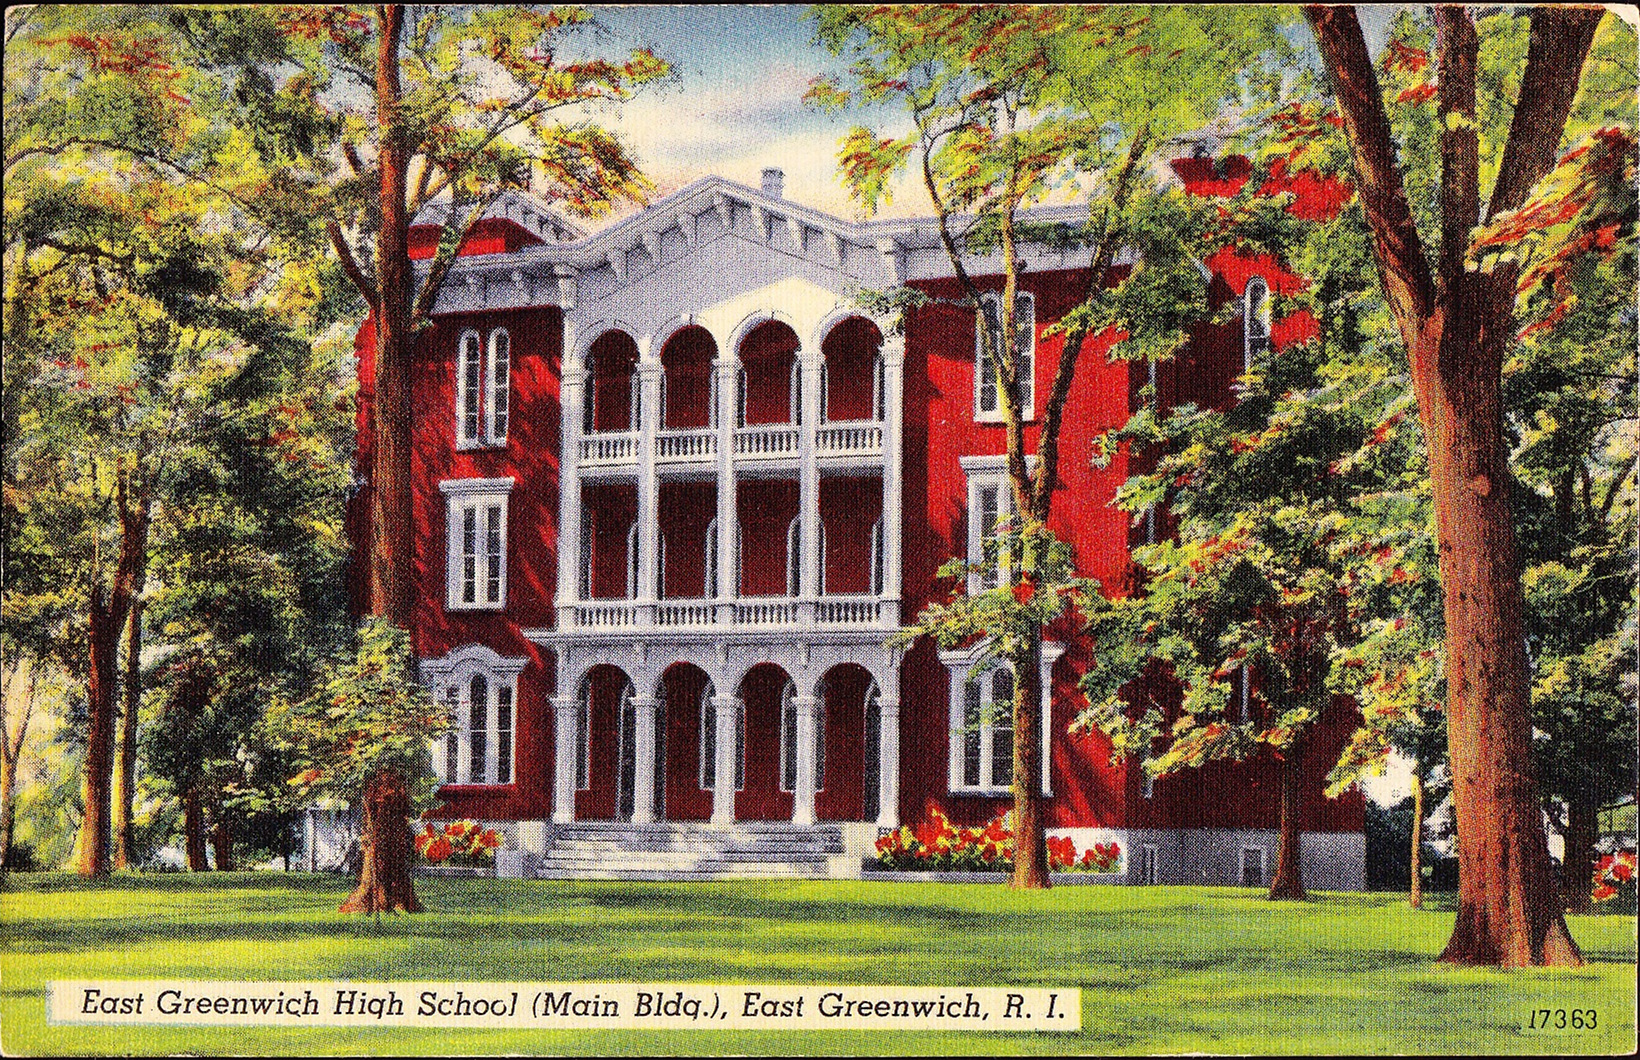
2, 872, 1634, 1055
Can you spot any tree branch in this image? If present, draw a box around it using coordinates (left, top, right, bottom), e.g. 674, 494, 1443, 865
327, 220, 380, 313
1304, 6, 1436, 326
1485, 7, 1605, 223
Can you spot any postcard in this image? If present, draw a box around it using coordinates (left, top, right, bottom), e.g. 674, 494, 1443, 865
3, 4, 1636, 1056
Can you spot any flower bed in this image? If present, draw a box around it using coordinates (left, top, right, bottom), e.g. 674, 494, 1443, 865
1592, 851, 1636, 908
415, 819, 501, 868
872, 809, 1122, 875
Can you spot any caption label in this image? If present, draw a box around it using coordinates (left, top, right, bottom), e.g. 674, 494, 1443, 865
51, 980, 1080, 1031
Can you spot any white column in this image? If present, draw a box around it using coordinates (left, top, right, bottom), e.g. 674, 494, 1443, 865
798, 347, 823, 623
636, 358, 663, 621
714, 357, 738, 621
556, 350, 586, 629
630, 693, 660, 824
552, 693, 579, 823
876, 689, 900, 828
791, 693, 819, 826
880, 332, 905, 627
711, 694, 739, 824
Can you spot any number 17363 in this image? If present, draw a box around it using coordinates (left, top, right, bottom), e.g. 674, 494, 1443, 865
1527, 1008, 1597, 1031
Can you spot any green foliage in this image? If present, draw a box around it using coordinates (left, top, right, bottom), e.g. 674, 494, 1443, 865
262, 620, 446, 813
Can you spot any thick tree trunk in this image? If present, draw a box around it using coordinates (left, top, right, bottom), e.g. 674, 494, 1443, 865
1414, 312, 1581, 967
1305, 3, 1596, 968
1560, 798, 1599, 916
340, 769, 422, 914
113, 601, 142, 870
1009, 627, 1050, 889
76, 596, 123, 876
210, 806, 235, 872
367, 3, 416, 628
1269, 748, 1307, 900
1410, 769, 1424, 909
183, 785, 209, 872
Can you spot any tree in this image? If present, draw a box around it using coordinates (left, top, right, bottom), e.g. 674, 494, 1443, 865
1304, 4, 1633, 966
811, 3, 1287, 888
263, 619, 445, 913
178, 4, 666, 624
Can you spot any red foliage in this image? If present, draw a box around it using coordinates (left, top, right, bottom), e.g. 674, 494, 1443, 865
1258, 158, 1355, 222
1171, 155, 1254, 198
1201, 247, 1307, 298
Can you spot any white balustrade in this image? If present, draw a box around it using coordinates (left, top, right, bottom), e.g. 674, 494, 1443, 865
734, 600, 799, 625
656, 601, 716, 626
575, 602, 638, 628
578, 432, 637, 464
733, 425, 800, 457
816, 422, 883, 455
814, 596, 880, 624
655, 429, 717, 462
567, 596, 880, 631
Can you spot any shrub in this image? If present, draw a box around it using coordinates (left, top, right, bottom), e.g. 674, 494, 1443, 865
874, 809, 1122, 874
415, 820, 500, 866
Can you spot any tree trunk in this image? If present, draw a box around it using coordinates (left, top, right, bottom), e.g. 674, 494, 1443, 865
183, 785, 209, 872
1560, 798, 1599, 916
1269, 748, 1307, 900
340, 768, 423, 914
367, 3, 416, 628
1415, 312, 1581, 967
113, 600, 142, 870
1305, 3, 1595, 969
1009, 627, 1051, 889
76, 595, 123, 876
1410, 768, 1424, 909
210, 805, 235, 872
0, 658, 35, 871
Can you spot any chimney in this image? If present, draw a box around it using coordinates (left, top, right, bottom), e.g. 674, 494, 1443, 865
761, 167, 784, 200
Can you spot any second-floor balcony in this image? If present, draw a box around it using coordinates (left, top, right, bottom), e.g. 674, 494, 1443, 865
562, 594, 895, 633
578, 421, 881, 471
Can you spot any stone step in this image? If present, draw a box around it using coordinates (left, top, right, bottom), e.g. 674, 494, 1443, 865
533, 864, 833, 882
530, 822, 853, 880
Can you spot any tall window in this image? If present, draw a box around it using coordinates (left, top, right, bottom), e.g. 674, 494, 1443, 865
779, 679, 826, 792
1244, 276, 1270, 369
870, 518, 884, 596
704, 518, 718, 599
426, 648, 523, 787
575, 678, 595, 791
942, 641, 1061, 795
457, 328, 510, 447
962, 456, 1023, 594
698, 684, 745, 791
442, 478, 513, 610
626, 522, 640, 599
976, 292, 1035, 421
786, 517, 801, 597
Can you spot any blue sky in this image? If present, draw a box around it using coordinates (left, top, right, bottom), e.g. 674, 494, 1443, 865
571, 5, 1413, 225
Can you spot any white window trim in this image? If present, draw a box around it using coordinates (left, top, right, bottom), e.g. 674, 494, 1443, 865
975, 291, 1035, 423
959, 455, 1036, 596
940, 638, 1063, 797
456, 328, 511, 449
441, 477, 515, 611
420, 645, 526, 787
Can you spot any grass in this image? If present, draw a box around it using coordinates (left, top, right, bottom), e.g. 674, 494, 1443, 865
2, 872, 1634, 1055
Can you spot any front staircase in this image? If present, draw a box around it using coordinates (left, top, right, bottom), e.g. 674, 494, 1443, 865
528, 822, 851, 881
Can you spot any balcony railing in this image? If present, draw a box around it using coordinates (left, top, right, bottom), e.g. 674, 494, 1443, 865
816, 421, 883, 457
579, 432, 637, 465
656, 428, 716, 463
733, 424, 800, 458
564, 595, 890, 632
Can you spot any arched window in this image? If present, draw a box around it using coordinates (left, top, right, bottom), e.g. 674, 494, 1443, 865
780, 679, 826, 793
458, 331, 483, 444
1244, 276, 1271, 369
873, 349, 886, 421
789, 357, 803, 425
862, 679, 882, 820
941, 641, 1063, 795
488, 329, 510, 443
575, 678, 594, 791
429, 658, 519, 787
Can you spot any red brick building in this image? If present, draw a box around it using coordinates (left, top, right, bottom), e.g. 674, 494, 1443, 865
351, 164, 1365, 885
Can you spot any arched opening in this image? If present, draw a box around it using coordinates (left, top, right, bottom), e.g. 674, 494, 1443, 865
734, 662, 796, 821
737, 320, 800, 426
585, 330, 640, 433
575, 664, 635, 820
658, 662, 716, 822
821, 316, 883, 422
660, 325, 717, 429
816, 663, 877, 822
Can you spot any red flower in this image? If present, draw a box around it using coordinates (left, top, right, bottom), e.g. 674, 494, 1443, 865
1012, 578, 1037, 605
425, 836, 454, 863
